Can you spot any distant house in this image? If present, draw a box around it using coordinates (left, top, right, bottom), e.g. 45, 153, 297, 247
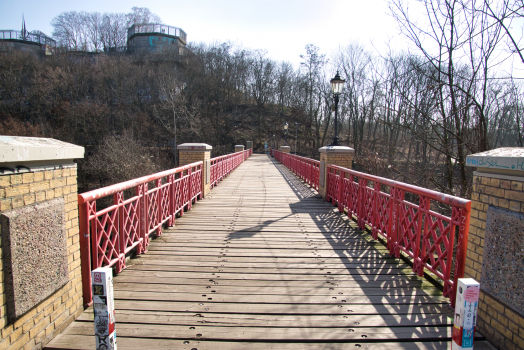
127, 23, 187, 55
0, 30, 56, 55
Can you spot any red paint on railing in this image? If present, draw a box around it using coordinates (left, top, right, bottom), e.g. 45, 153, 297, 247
275, 152, 471, 308
210, 149, 252, 187
79, 161, 202, 306
79, 148, 252, 307
273, 150, 319, 191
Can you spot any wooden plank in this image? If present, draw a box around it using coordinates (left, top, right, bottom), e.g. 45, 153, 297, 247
78, 309, 453, 327
111, 290, 448, 304
110, 299, 453, 316
60, 321, 457, 341
112, 283, 444, 296
112, 275, 436, 289
44, 334, 497, 350
113, 270, 425, 283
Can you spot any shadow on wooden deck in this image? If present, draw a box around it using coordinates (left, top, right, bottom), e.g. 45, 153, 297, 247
45, 154, 495, 350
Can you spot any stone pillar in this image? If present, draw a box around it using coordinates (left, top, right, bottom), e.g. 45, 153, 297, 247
318, 146, 355, 199
177, 143, 212, 197
280, 146, 291, 153
235, 145, 245, 153
465, 148, 524, 350
246, 141, 253, 150
0, 136, 84, 350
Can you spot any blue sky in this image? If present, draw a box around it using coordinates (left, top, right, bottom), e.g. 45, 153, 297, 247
0, 0, 406, 68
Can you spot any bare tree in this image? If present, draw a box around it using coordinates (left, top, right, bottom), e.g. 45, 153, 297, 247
51, 11, 86, 50
51, 8, 162, 52
86, 12, 103, 52
126, 7, 162, 26
388, 0, 505, 196
300, 44, 328, 152
100, 13, 127, 51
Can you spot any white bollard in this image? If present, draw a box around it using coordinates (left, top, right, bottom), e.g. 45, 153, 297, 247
452, 278, 480, 349
92, 267, 117, 350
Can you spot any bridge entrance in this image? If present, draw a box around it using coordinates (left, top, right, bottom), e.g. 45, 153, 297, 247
46, 154, 494, 349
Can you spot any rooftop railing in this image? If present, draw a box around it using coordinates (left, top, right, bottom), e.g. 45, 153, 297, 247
0, 30, 56, 47
274, 150, 471, 308
127, 24, 187, 44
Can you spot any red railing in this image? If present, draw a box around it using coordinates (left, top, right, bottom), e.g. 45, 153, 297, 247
276, 153, 471, 308
79, 148, 253, 306
273, 150, 320, 190
210, 149, 252, 187
79, 162, 203, 306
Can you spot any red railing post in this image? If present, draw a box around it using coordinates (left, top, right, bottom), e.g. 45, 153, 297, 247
372, 182, 381, 240
156, 179, 162, 236
168, 174, 175, 226
413, 195, 429, 276
115, 192, 125, 273
337, 169, 344, 213
187, 167, 193, 210
325, 166, 331, 202
141, 183, 149, 252
451, 205, 471, 308
357, 178, 366, 229
79, 201, 92, 307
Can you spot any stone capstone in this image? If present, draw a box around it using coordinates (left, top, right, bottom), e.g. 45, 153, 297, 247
481, 205, 524, 314
1, 198, 69, 321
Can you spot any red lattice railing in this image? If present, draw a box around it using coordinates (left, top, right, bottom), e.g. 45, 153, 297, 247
273, 150, 319, 191
210, 149, 252, 187
79, 162, 203, 306
275, 153, 471, 308
79, 148, 253, 306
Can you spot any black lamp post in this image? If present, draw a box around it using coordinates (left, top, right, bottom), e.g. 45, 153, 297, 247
284, 122, 289, 145
295, 122, 300, 154
330, 71, 346, 146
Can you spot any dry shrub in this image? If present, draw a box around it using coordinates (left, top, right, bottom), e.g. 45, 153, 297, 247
83, 132, 160, 190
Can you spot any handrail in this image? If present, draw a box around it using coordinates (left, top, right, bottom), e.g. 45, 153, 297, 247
210, 148, 252, 187
273, 150, 319, 190
127, 23, 187, 44
79, 161, 203, 306
275, 151, 471, 308
79, 147, 252, 306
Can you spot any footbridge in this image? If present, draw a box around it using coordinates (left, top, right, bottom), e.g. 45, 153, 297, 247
41, 145, 498, 350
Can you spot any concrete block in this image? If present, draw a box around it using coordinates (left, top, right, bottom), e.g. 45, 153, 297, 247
482, 205, 524, 315
0, 137, 84, 164
0, 198, 68, 322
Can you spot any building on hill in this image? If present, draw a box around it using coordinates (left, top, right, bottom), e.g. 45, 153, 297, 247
127, 23, 187, 55
0, 30, 56, 55
0, 17, 56, 55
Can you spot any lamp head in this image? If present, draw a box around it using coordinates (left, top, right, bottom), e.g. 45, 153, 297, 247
330, 71, 346, 95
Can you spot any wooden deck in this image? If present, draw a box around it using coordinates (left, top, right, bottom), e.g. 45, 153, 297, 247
46, 154, 494, 350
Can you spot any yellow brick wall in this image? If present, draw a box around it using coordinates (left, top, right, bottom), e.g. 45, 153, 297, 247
0, 167, 83, 350
466, 173, 524, 350
319, 152, 354, 198
179, 150, 210, 196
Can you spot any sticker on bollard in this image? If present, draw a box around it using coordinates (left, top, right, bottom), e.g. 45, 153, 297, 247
452, 278, 479, 349
92, 267, 117, 350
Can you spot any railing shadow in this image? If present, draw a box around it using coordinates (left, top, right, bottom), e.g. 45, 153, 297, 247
226, 214, 294, 240
269, 155, 451, 347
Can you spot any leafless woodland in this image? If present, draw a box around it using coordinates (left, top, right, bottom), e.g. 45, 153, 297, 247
1, 2, 523, 200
